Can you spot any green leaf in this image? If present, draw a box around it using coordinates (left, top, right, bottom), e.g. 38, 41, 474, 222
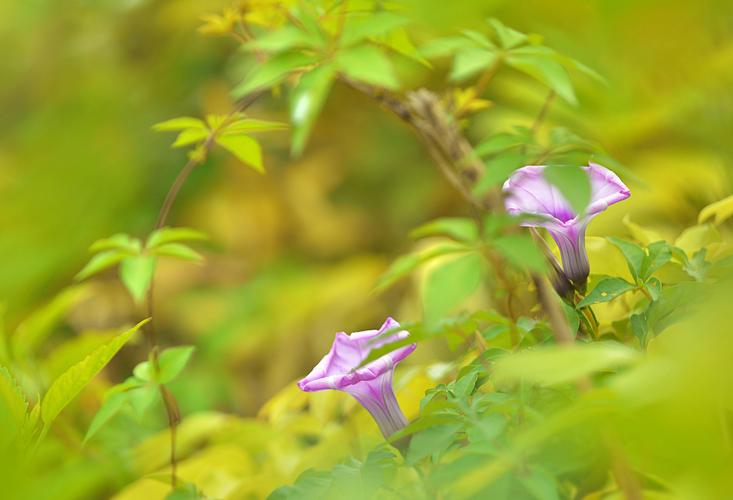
133, 346, 195, 385
407, 424, 461, 464
90, 233, 140, 253
461, 29, 495, 50
576, 277, 636, 308
83, 391, 128, 445
506, 48, 576, 105
0, 366, 28, 439
150, 243, 203, 262
215, 134, 264, 173
646, 282, 702, 337
410, 217, 478, 243
335, 45, 399, 90
152, 117, 206, 132
133, 358, 153, 382
493, 342, 638, 386
520, 467, 560, 500
290, 63, 335, 157
474, 133, 524, 157
13, 286, 91, 357
450, 48, 497, 82
640, 241, 672, 280
683, 248, 711, 281
222, 118, 287, 135
419, 36, 473, 58
607, 237, 645, 283
423, 253, 483, 325
146, 227, 208, 249
76, 250, 132, 281
128, 384, 159, 420
172, 128, 210, 148
474, 151, 527, 193
375, 243, 471, 292
233, 52, 320, 97
544, 165, 591, 215
246, 25, 319, 53
487, 18, 528, 49
643, 277, 662, 302
630, 312, 649, 349
41, 320, 147, 431
492, 234, 546, 273
120, 255, 156, 304
380, 27, 430, 67
340, 12, 409, 47
157, 346, 196, 384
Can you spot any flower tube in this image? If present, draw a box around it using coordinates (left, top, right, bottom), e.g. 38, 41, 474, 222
503, 163, 630, 290
298, 318, 416, 439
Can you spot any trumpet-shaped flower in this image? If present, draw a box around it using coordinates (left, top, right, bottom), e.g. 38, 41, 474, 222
298, 318, 416, 438
503, 163, 630, 289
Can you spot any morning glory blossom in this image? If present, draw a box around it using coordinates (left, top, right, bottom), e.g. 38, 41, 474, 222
503, 163, 631, 290
298, 318, 416, 439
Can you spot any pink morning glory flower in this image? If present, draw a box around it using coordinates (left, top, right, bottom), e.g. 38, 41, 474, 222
503, 163, 630, 290
298, 318, 416, 438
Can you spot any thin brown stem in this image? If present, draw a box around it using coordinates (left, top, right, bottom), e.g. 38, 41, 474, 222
146, 89, 265, 490
531, 90, 555, 137
473, 61, 500, 98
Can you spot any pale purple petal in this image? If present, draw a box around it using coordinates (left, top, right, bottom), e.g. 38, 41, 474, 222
297, 318, 416, 438
502, 163, 630, 289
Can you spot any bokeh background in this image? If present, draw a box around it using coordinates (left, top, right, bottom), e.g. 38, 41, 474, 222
1, 0, 733, 496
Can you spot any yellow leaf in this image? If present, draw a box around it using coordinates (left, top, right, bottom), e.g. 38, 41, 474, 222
699, 194, 733, 225
622, 214, 665, 246
674, 224, 720, 256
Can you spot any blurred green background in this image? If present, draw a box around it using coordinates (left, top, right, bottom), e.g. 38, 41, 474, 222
2, 1, 733, 498
1, 0, 732, 419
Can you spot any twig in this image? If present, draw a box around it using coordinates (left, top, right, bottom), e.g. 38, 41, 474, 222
146, 89, 265, 489
530, 90, 555, 137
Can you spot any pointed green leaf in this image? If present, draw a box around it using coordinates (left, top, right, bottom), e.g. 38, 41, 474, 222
222, 118, 288, 135
507, 48, 576, 105
152, 117, 207, 132
419, 36, 473, 58
640, 241, 672, 280
172, 128, 210, 148
76, 250, 132, 281
41, 320, 147, 430
577, 277, 636, 308
492, 233, 546, 273
487, 18, 528, 49
13, 286, 92, 357
215, 134, 264, 173
375, 243, 471, 292
146, 227, 208, 249
410, 217, 479, 243
120, 255, 156, 304
340, 12, 409, 47
233, 52, 320, 97
423, 252, 483, 325
0, 366, 28, 437
607, 237, 645, 283
89, 233, 140, 253
150, 243, 203, 262
450, 47, 497, 81
290, 63, 335, 157
83, 391, 128, 445
335, 45, 399, 90
157, 346, 196, 384
246, 25, 319, 53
